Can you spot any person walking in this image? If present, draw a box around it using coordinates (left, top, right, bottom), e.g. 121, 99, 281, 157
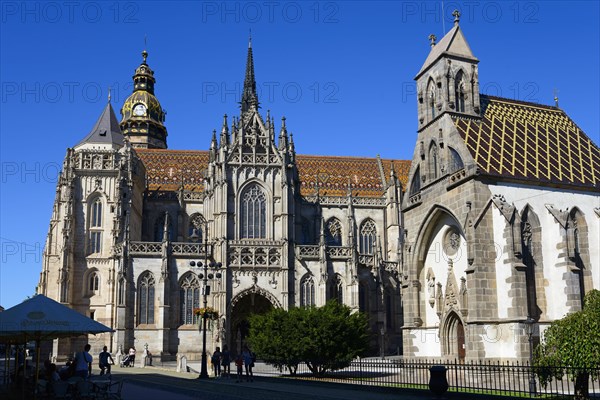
234, 354, 243, 383
221, 345, 231, 378
241, 345, 254, 382
98, 346, 115, 375
211, 347, 222, 377
74, 344, 93, 379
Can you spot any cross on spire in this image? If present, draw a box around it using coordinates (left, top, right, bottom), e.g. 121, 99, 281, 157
429, 34, 437, 47
452, 9, 461, 26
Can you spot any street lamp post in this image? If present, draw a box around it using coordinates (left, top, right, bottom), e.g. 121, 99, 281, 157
524, 317, 537, 396
189, 225, 222, 379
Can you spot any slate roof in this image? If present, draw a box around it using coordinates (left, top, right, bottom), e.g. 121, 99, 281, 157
455, 95, 600, 189
135, 149, 410, 197
76, 103, 124, 147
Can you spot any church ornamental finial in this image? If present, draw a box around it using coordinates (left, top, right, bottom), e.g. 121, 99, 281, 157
553, 88, 560, 107
241, 33, 259, 114
429, 34, 437, 47
107, 87, 111, 103
452, 9, 460, 26
142, 34, 148, 63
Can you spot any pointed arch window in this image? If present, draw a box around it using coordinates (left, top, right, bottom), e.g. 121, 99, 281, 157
89, 271, 99, 292
359, 282, 369, 312
385, 290, 394, 329
88, 198, 103, 254
329, 274, 343, 303
300, 275, 315, 307
138, 272, 155, 325
241, 184, 266, 239
299, 217, 313, 245
567, 209, 589, 308
455, 71, 466, 112
409, 166, 421, 196
447, 147, 464, 174
179, 274, 201, 325
427, 79, 436, 120
155, 213, 174, 242
188, 213, 205, 243
359, 219, 377, 255
429, 142, 438, 180
117, 277, 126, 306
325, 218, 343, 246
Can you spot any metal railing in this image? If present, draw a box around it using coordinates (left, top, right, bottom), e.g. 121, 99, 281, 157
251, 358, 600, 398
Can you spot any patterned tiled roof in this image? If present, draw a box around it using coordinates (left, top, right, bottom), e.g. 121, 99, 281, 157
136, 149, 209, 192
296, 155, 410, 197
455, 95, 600, 189
135, 149, 410, 197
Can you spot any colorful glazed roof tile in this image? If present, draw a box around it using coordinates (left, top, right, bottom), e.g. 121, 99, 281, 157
136, 149, 209, 192
455, 95, 600, 189
296, 155, 410, 197
136, 149, 410, 197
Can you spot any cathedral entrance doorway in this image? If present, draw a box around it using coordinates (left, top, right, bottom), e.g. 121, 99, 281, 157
229, 291, 274, 354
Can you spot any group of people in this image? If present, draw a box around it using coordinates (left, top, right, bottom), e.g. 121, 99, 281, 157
51, 344, 117, 380
210, 345, 256, 382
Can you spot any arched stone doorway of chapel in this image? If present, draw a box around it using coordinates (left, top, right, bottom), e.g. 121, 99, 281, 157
229, 288, 279, 354
441, 311, 466, 362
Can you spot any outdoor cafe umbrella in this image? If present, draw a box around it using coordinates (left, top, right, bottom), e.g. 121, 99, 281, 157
0, 294, 113, 393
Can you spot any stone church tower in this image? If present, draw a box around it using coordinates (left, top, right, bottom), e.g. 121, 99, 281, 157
38, 95, 146, 357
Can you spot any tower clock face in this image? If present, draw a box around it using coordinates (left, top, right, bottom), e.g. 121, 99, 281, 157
133, 104, 147, 116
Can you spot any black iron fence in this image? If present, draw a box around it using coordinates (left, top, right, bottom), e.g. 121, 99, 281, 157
252, 358, 600, 398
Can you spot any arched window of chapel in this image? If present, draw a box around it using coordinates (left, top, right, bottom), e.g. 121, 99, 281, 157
429, 141, 438, 180
455, 70, 466, 112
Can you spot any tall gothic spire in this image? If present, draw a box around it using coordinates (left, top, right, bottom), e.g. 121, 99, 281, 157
241, 34, 259, 114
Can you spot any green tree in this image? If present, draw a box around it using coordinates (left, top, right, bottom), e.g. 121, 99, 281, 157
247, 307, 305, 374
248, 301, 370, 377
534, 289, 600, 400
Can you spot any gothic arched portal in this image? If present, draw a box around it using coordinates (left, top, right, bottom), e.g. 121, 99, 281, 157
229, 289, 278, 354
441, 311, 466, 361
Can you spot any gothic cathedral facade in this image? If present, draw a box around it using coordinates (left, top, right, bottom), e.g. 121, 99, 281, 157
38, 18, 599, 362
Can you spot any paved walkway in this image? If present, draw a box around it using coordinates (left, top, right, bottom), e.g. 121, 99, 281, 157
111, 365, 508, 400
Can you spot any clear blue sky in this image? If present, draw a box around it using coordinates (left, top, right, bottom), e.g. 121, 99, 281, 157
1, 1, 599, 309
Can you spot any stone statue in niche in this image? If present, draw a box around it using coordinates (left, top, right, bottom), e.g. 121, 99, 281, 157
426, 269, 436, 307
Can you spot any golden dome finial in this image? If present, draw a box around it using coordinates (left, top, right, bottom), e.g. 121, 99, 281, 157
142, 34, 148, 64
